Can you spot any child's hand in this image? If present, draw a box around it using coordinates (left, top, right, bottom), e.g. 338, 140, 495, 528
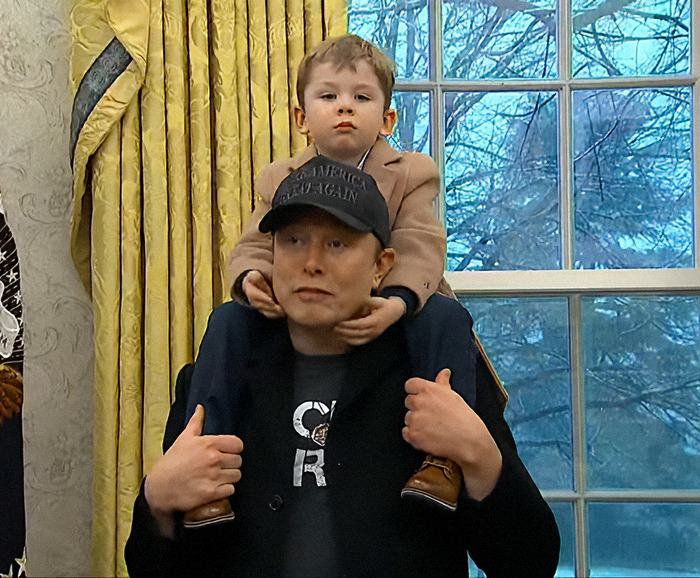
242, 270, 285, 318
334, 296, 406, 346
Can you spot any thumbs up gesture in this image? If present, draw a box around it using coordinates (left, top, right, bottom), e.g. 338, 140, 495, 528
144, 405, 243, 536
403, 369, 502, 502
403, 368, 466, 456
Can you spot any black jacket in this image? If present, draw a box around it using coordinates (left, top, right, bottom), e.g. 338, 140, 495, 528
125, 296, 559, 576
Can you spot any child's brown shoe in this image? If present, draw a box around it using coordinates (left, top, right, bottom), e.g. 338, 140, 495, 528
183, 498, 235, 529
400, 455, 462, 512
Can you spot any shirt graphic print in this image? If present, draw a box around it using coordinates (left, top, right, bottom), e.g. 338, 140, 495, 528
282, 353, 348, 575
291, 352, 346, 489
293, 400, 336, 487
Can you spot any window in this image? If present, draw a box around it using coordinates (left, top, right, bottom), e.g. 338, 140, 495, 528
349, 0, 700, 575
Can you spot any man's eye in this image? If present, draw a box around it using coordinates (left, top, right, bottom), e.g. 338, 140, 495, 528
328, 240, 345, 249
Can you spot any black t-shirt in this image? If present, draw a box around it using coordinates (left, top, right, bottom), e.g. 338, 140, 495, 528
281, 351, 349, 576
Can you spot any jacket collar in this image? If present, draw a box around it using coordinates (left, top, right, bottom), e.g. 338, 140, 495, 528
246, 318, 407, 423
287, 138, 403, 193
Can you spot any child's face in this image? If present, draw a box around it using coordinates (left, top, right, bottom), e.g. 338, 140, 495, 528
295, 60, 396, 166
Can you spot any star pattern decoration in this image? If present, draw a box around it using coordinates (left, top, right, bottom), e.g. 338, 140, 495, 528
0, 548, 26, 578
14, 549, 26, 576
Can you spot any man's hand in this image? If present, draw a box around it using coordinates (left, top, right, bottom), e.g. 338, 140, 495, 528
334, 296, 405, 346
144, 405, 243, 537
403, 369, 502, 501
242, 270, 285, 318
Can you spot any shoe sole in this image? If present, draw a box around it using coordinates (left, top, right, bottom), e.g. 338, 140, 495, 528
400, 488, 458, 512
182, 510, 236, 529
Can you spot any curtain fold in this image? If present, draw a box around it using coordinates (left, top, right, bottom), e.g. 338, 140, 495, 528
70, 0, 347, 574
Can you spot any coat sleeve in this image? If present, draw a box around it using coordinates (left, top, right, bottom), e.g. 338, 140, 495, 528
225, 163, 279, 299
460, 343, 561, 577
378, 152, 446, 310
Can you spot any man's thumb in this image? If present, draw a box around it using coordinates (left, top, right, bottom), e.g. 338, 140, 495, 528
435, 368, 452, 388
185, 404, 205, 436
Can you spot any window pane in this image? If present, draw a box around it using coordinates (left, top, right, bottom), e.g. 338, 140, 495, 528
583, 296, 700, 490
348, 0, 429, 80
461, 297, 573, 490
589, 503, 700, 576
572, 0, 691, 78
390, 91, 431, 154
551, 502, 576, 577
445, 91, 560, 271
442, 0, 557, 79
573, 88, 694, 269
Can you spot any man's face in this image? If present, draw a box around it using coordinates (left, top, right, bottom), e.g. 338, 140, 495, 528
295, 60, 396, 166
272, 209, 394, 335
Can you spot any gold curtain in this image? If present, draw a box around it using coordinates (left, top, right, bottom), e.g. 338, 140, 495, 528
69, 0, 346, 574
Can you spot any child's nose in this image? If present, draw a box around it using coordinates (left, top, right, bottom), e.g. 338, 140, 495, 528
337, 95, 354, 114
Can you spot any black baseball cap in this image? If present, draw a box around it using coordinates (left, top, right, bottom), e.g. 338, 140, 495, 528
259, 155, 391, 247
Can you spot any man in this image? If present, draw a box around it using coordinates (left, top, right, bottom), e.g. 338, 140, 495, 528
125, 157, 560, 576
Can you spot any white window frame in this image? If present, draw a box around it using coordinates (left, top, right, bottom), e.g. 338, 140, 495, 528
393, 0, 700, 296
391, 0, 700, 575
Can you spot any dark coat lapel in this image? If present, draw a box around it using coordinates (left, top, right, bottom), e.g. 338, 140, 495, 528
244, 320, 296, 456
332, 322, 409, 423
243, 320, 408, 435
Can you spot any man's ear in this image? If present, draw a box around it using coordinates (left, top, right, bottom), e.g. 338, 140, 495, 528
380, 109, 397, 137
294, 107, 310, 134
373, 248, 395, 289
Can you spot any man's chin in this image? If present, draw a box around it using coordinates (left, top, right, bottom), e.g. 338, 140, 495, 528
285, 311, 340, 331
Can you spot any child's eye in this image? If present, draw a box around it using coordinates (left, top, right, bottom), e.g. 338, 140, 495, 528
355, 94, 370, 101
320, 93, 336, 100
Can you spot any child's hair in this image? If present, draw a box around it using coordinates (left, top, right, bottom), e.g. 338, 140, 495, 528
296, 35, 397, 111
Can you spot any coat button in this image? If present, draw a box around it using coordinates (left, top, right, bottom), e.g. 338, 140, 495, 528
269, 495, 284, 511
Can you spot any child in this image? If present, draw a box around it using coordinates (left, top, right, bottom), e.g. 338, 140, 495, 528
185, 36, 486, 526
227, 34, 447, 343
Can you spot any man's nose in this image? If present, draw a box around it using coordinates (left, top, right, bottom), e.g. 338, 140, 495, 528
303, 245, 325, 275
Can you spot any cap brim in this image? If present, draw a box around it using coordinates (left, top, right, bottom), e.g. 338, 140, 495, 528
259, 202, 375, 236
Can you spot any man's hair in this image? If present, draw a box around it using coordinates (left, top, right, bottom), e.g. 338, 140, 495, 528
296, 35, 396, 111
